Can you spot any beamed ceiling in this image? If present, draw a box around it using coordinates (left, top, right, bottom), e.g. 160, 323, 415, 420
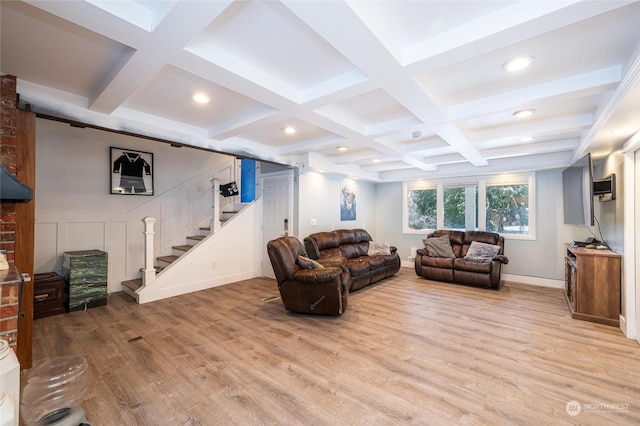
2, 0, 639, 181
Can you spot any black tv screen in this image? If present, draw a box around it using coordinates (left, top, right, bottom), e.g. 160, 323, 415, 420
562, 153, 594, 226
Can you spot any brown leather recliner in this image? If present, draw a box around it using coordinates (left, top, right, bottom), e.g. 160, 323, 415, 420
267, 236, 351, 315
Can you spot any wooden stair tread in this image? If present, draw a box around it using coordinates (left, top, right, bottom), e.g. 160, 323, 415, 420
187, 235, 205, 241
157, 255, 179, 263
173, 244, 193, 252
199, 226, 211, 231
122, 278, 142, 292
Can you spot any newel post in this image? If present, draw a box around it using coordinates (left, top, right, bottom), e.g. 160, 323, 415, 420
210, 178, 221, 233
142, 216, 156, 285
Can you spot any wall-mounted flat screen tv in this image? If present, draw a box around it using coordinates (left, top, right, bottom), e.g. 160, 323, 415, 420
562, 153, 594, 226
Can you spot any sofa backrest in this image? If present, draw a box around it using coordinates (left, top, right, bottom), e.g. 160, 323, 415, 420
429, 230, 504, 257
304, 229, 371, 259
267, 236, 308, 284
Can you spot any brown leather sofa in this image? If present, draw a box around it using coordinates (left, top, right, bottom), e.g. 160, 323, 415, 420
414, 230, 508, 289
304, 229, 401, 291
267, 236, 350, 315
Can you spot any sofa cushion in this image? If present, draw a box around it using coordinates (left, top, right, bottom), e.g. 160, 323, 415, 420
297, 255, 325, 269
423, 235, 456, 258
454, 257, 493, 273
335, 229, 356, 244
365, 255, 385, 269
341, 243, 368, 259
346, 258, 370, 277
464, 241, 500, 261
421, 256, 455, 269
367, 241, 391, 255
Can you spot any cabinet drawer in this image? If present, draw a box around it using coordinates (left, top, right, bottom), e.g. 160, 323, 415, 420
34, 273, 66, 319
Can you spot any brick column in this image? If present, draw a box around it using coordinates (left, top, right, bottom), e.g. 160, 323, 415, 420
0, 75, 19, 347
1, 75, 17, 265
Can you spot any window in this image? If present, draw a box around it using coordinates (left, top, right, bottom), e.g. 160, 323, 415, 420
443, 184, 478, 231
403, 173, 535, 239
405, 185, 436, 231
485, 183, 529, 234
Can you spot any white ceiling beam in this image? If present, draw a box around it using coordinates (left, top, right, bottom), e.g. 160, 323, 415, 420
404, 0, 636, 72
470, 114, 594, 143
451, 66, 621, 120
89, 0, 234, 113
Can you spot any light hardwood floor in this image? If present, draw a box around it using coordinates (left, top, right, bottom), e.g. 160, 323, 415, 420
29, 268, 639, 425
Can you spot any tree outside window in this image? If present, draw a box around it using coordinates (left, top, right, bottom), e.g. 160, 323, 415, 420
486, 184, 529, 234
407, 188, 436, 230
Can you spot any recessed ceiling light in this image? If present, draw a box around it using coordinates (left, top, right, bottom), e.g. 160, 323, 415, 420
503, 56, 535, 72
283, 126, 296, 134
372, 158, 380, 163
192, 93, 210, 104
337, 146, 347, 151
513, 109, 535, 118
412, 130, 422, 140
520, 136, 534, 142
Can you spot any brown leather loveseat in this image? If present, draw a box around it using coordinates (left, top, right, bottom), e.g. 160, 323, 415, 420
304, 229, 401, 291
414, 230, 508, 289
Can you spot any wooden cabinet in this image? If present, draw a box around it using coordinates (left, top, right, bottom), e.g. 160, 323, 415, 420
33, 272, 65, 319
563, 244, 620, 326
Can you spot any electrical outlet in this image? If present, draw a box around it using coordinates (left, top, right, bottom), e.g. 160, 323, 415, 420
310, 218, 317, 226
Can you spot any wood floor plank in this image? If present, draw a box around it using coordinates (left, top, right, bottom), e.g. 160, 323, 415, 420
27, 268, 640, 425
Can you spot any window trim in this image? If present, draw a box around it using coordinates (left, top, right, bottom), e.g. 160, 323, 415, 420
403, 172, 536, 240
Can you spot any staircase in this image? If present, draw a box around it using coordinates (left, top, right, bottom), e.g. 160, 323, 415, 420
121, 207, 242, 301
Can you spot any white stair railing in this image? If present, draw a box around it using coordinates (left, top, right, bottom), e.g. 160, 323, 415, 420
140, 178, 225, 288
142, 216, 157, 285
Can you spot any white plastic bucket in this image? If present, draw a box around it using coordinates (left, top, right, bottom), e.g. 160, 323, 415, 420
0, 340, 20, 426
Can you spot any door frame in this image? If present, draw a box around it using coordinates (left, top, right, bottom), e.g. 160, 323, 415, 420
622, 135, 639, 341
260, 169, 295, 278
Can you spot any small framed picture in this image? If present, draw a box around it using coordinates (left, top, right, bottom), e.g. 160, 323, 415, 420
110, 147, 154, 195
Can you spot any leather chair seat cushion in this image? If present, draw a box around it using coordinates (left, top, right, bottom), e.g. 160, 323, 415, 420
346, 258, 370, 276
453, 258, 493, 273
421, 256, 455, 269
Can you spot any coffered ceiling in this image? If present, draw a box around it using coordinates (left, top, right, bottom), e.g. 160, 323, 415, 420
2, 0, 639, 181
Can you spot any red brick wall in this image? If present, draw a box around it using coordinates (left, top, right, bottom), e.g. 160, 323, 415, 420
0, 75, 19, 347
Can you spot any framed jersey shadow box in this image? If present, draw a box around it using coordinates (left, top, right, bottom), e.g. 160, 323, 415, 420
110, 147, 154, 195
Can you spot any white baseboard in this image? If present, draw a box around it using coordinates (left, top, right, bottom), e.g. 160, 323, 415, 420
502, 273, 564, 289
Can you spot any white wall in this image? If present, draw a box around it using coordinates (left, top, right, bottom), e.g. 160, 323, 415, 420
297, 171, 377, 240
35, 118, 234, 293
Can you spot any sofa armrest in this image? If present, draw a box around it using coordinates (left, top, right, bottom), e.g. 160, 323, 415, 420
293, 267, 342, 284
494, 254, 509, 265
317, 256, 347, 268
416, 248, 428, 256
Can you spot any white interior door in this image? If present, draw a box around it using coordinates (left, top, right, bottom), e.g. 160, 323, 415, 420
261, 174, 291, 279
